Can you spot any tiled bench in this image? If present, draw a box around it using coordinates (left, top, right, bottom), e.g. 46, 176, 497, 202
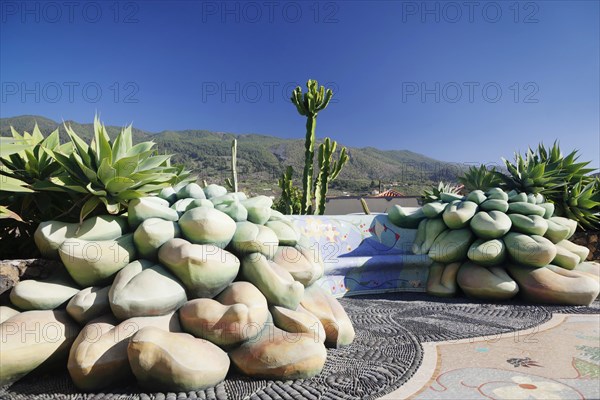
290, 214, 432, 298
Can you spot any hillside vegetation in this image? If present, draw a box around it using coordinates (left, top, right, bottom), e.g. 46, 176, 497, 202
0, 115, 462, 196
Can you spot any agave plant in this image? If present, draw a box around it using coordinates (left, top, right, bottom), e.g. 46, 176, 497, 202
1, 126, 57, 193
459, 164, 503, 192
497, 149, 563, 194
555, 178, 600, 230
498, 142, 595, 195
537, 141, 594, 180
495, 142, 599, 231
535, 141, 596, 199
44, 116, 194, 221
422, 181, 462, 203
0, 125, 84, 257
0, 125, 83, 220
0, 139, 35, 204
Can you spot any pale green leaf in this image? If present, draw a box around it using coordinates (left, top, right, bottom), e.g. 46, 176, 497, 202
31, 124, 44, 143
72, 153, 100, 185
113, 154, 139, 177
117, 190, 146, 200
64, 123, 92, 166
0, 205, 24, 221
99, 197, 121, 214
126, 142, 154, 157
86, 182, 107, 196
93, 116, 112, 165
98, 158, 117, 185
106, 177, 136, 194
48, 176, 89, 193
137, 155, 171, 170
0, 137, 31, 157
112, 125, 133, 160
80, 197, 101, 222
0, 175, 34, 192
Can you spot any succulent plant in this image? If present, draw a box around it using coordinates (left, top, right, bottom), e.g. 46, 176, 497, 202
459, 164, 503, 192
290, 79, 334, 215
498, 149, 562, 194
0, 125, 84, 257
555, 178, 600, 230
0, 126, 77, 210
275, 166, 303, 214
495, 142, 598, 230
313, 138, 349, 215
422, 181, 462, 204
536, 141, 595, 185
224, 139, 238, 193
44, 116, 194, 221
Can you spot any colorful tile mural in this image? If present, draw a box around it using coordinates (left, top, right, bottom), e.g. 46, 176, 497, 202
290, 214, 431, 297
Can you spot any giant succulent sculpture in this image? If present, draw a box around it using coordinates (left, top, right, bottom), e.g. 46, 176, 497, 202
389, 187, 600, 305
1, 184, 355, 391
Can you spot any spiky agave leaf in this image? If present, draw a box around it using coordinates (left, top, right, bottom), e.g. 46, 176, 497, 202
497, 149, 563, 194
46, 116, 196, 221
422, 181, 462, 203
459, 164, 503, 192
535, 141, 596, 201
556, 178, 600, 230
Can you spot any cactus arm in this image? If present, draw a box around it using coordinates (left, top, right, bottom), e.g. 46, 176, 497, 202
315, 140, 350, 215
291, 87, 307, 116
330, 147, 349, 180
315, 139, 333, 215
314, 142, 325, 215
278, 166, 294, 214
316, 89, 333, 112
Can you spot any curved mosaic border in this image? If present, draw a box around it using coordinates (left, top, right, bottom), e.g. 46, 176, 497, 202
2, 295, 598, 400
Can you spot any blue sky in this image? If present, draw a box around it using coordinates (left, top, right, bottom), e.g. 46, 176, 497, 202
1, 0, 598, 169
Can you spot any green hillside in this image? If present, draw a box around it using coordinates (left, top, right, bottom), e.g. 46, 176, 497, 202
0, 115, 462, 196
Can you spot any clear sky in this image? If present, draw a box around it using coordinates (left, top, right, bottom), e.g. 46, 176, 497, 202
1, 0, 598, 169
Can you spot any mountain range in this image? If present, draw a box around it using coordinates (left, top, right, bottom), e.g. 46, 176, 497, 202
0, 115, 462, 196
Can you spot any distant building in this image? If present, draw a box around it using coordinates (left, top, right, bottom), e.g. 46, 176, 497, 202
372, 189, 405, 198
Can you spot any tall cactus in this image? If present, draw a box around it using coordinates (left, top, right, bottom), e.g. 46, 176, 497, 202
291, 80, 333, 214
314, 138, 349, 215
225, 139, 238, 192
